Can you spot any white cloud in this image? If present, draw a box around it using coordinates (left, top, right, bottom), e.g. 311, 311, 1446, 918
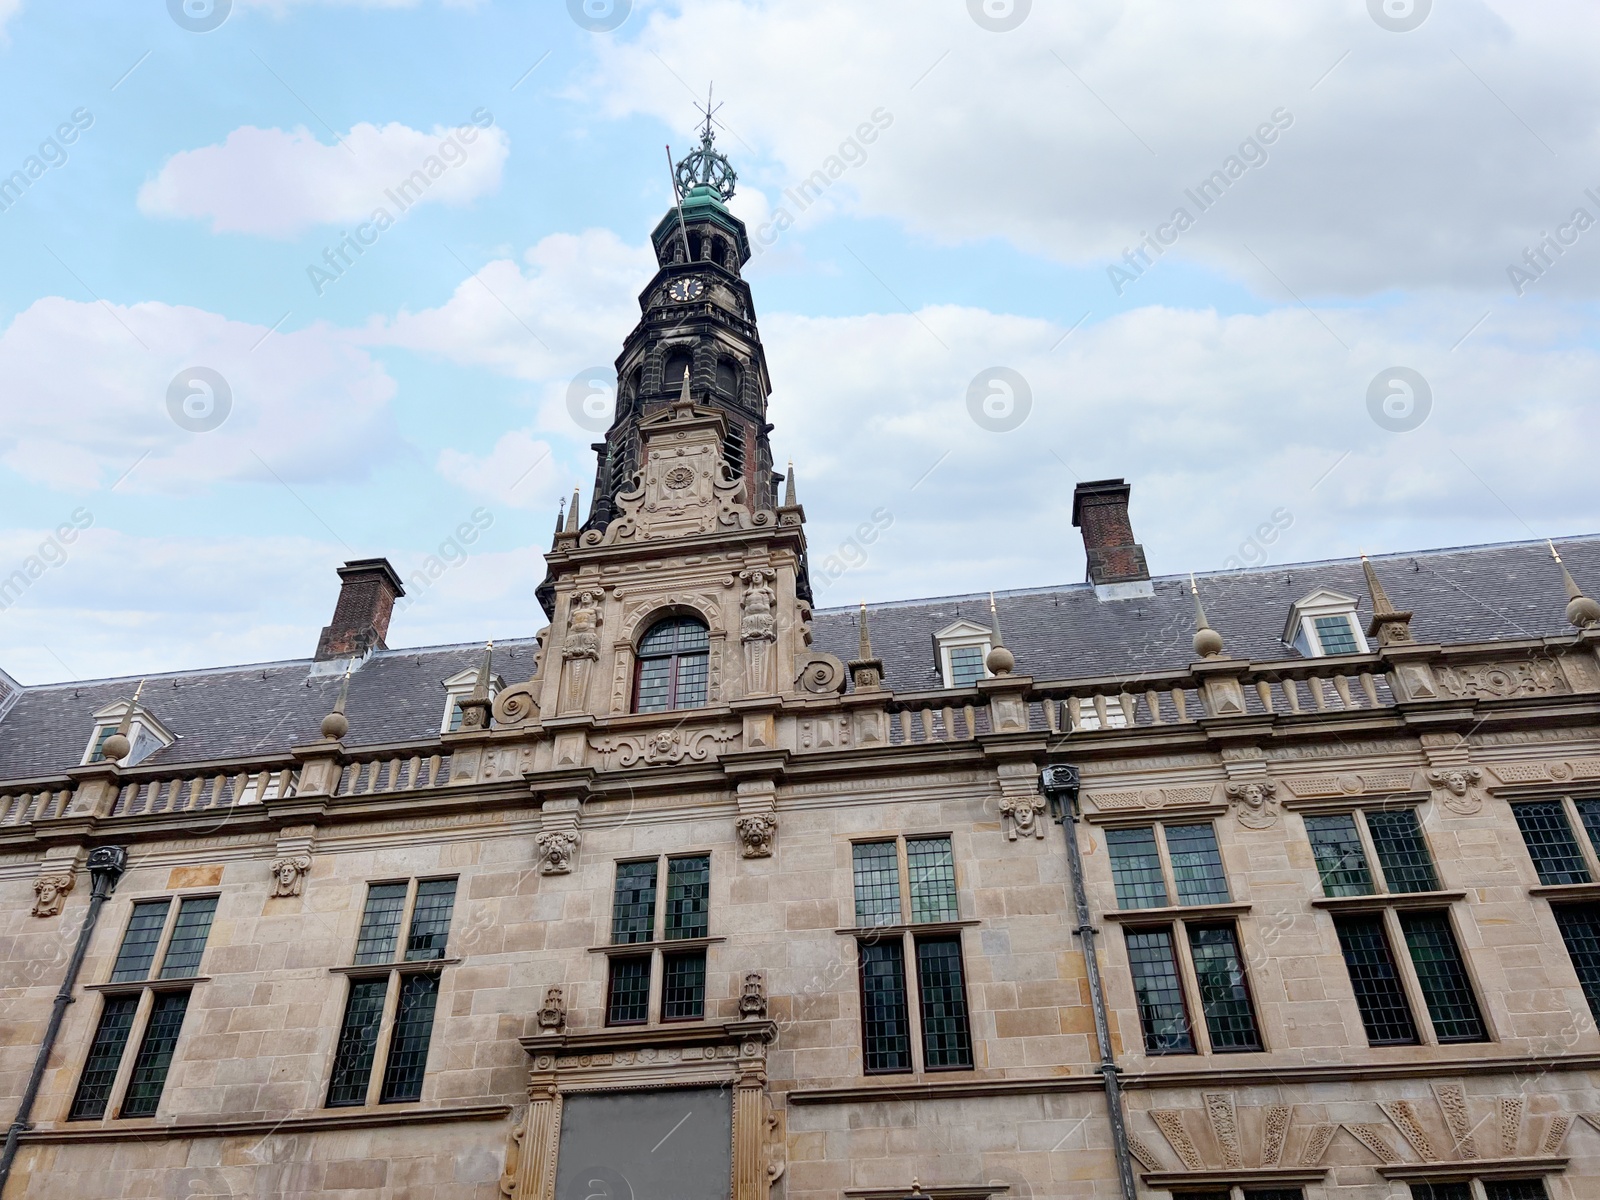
587, 0, 1600, 297
437, 428, 563, 511
138, 118, 509, 238
0, 297, 400, 493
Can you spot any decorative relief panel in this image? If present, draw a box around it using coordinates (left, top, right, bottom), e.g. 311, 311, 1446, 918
1436, 660, 1570, 700
1086, 784, 1218, 812
1283, 771, 1417, 799
591, 725, 738, 770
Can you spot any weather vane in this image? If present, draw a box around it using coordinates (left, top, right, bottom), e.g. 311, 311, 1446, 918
695, 82, 724, 146
671, 82, 737, 201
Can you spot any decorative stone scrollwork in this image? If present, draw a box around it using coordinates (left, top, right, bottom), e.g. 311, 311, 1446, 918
1225, 778, 1279, 829
536, 986, 566, 1033
536, 829, 580, 875
1426, 766, 1485, 816
269, 855, 311, 898
32, 871, 73, 917
794, 651, 846, 695
593, 725, 738, 770
739, 971, 768, 1017
1436, 659, 1569, 700
736, 812, 778, 858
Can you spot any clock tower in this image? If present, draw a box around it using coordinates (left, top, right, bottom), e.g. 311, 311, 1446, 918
579, 120, 781, 546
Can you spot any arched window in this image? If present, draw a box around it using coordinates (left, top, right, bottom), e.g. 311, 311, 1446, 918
633, 616, 710, 712
663, 351, 692, 394
715, 358, 739, 397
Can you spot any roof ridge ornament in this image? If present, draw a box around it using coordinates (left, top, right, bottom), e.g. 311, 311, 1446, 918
1550, 540, 1600, 629
1361, 552, 1416, 646
320, 664, 351, 741
985, 591, 1016, 676
99, 679, 145, 763
1191, 574, 1226, 659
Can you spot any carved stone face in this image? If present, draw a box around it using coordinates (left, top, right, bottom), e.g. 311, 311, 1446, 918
277, 862, 299, 887
35, 878, 59, 906
1240, 783, 1268, 807
1440, 770, 1471, 796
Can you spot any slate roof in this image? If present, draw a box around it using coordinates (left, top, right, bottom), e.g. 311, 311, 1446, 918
0, 537, 1595, 783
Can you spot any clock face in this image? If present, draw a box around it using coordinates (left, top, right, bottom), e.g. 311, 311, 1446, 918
667, 277, 705, 303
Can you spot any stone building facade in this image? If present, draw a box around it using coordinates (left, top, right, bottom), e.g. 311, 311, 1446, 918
2, 128, 1600, 1200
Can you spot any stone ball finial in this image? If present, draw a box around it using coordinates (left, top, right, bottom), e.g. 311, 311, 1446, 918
985, 644, 1015, 676
321, 710, 349, 740
1193, 626, 1225, 659
99, 731, 130, 762
1568, 593, 1600, 630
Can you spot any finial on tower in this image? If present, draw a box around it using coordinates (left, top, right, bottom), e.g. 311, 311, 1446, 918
673, 85, 737, 200
783, 461, 796, 508
565, 487, 581, 534
1191, 574, 1225, 659
99, 679, 145, 763
985, 591, 1016, 676
1361, 552, 1415, 646
1551, 540, 1600, 629
849, 601, 885, 691
321, 665, 352, 741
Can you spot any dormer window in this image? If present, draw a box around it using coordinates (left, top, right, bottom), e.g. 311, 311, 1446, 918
1284, 590, 1370, 658
82, 702, 174, 767
440, 668, 502, 733
933, 620, 993, 688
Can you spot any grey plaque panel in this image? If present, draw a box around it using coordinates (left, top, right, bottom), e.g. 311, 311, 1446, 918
555, 1086, 734, 1200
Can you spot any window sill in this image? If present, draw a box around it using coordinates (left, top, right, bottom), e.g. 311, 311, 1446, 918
587, 937, 724, 956
1375, 1156, 1567, 1182
1530, 882, 1600, 901
1102, 902, 1249, 923
1310, 890, 1465, 912
85, 975, 209, 993
835, 920, 980, 937
328, 957, 460, 977
1141, 1168, 1329, 1189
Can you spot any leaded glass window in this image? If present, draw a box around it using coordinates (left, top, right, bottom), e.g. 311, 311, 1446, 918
948, 645, 985, 687
1484, 1182, 1549, 1200
1125, 927, 1193, 1053
859, 940, 911, 1073
1313, 614, 1360, 655
110, 899, 171, 982
1167, 824, 1230, 905
353, 883, 408, 964
665, 855, 710, 940
1187, 924, 1260, 1051
68, 995, 139, 1120
1408, 1185, 1471, 1200
1366, 809, 1439, 893
914, 936, 973, 1068
907, 836, 958, 923
606, 955, 652, 1025
1553, 903, 1600, 1022
611, 860, 659, 944
852, 841, 901, 927
662, 950, 707, 1021
404, 878, 457, 961
380, 973, 440, 1103
1577, 798, 1600, 854
1107, 827, 1169, 909
120, 990, 190, 1117
1512, 801, 1592, 885
327, 978, 388, 1106
633, 616, 710, 712
1305, 814, 1375, 897
158, 896, 217, 979
1334, 914, 1418, 1045
1400, 911, 1486, 1042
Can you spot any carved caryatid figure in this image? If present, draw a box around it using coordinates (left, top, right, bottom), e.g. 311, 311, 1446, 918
740, 568, 777, 695
560, 590, 602, 714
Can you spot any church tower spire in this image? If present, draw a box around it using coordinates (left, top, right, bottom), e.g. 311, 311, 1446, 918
581, 107, 779, 538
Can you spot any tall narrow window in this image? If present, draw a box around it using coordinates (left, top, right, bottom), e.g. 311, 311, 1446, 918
159, 896, 218, 979
68, 996, 139, 1120
907, 837, 959, 923
605, 854, 715, 1026
633, 616, 710, 712
914, 936, 973, 1069
1552, 903, 1600, 1022
1187, 924, 1261, 1051
353, 883, 409, 964
120, 991, 191, 1117
607, 956, 653, 1025
1166, 824, 1230, 905
852, 841, 901, 927
327, 877, 456, 1107
1512, 801, 1592, 885
859, 941, 912, 1073
1365, 810, 1439, 893
612, 860, 660, 944
661, 951, 707, 1021
1107, 827, 1168, 909
1125, 928, 1193, 1053
1576, 798, 1600, 852
110, 900, 171, 982
1305, 814, 1374, 896
665, 855, 710, 940
1333, 914, 1418, 1045
1400, 912, 1486, 1042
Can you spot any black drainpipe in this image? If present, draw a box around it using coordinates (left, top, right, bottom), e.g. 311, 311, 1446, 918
0, 845, 127, 1196
1040, 766, 1139, 1200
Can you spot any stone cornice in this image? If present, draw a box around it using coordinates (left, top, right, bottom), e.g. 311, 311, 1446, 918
17, 1102, 511, 1144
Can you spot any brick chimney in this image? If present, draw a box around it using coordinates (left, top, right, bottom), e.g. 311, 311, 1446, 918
1072, 479, 1152, 595
314, 558, 405, 661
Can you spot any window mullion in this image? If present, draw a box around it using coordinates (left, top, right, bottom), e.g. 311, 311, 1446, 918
1565, 795, 1600, 877
1153, 824, 1180, 904
144, 906, 184, 982
364, 971, 403, 1107
655, 857, 668, 941
1172, 919, 1213, 1054
648, 948, 666, 1024
1355, 810, 1390, 894
1381, 906, 1437, 1045
901, 931, 927, 1072
897, 839, 912, 924
104, 989, 156, 1119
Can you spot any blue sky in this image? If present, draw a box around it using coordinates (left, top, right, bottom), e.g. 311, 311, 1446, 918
1, 0, 1597, 684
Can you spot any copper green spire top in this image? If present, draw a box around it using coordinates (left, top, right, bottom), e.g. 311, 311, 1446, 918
674, 84, 736, 200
